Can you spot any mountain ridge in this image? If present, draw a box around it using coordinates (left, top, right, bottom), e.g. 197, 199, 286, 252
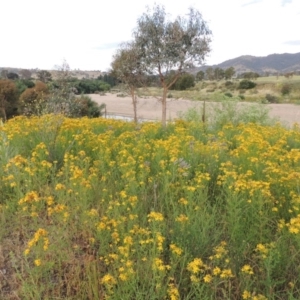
197, 52, 300, 74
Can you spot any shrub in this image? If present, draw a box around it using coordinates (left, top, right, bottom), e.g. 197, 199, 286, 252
225, 81, 233, 87
179, 100, 277, 130
265, 94, 278, 103
239, 95, 245, 100
116, 93, 127, 97
281, 84, 291, 96
170, 73, 195, 90
224, 92, 233, 98
74, 95, 105, 118
20, 81, 49, 116
206, 88, 215, 93
238, 79, 256, 90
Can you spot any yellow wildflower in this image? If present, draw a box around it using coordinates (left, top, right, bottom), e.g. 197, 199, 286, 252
203, 274, 213, 283
148, 211, 164, 222
187, 258, 204, 274
241, 264, 254, 275
242, 290, 251, 299
101, 274, 117, 285
34, 259, 41, 266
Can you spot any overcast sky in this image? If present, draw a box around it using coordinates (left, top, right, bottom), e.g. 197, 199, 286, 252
1, 0, 299, 71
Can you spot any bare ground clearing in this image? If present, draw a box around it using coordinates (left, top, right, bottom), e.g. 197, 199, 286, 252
90, 93, 300, 127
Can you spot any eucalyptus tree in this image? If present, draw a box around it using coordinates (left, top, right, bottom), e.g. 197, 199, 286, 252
133, 4, 211, 126
111, 42, 145, 123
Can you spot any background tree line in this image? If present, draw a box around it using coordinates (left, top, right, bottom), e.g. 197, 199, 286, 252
0, 63, 118, 121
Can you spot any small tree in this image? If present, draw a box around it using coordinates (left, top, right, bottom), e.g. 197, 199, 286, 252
111, 42, 145, 123
205, 67, 215, 81
169, 73, 195, 90
224, 67, 235, 80
46, 60, 79, 115
37, 70, 52, 83
20, 81, 49, 115
0, 70, 8, 79
0, 79, 19, 121
196, 70, 205, 81
19, 69, 32, 80
238, 79, 256, 89
133, 4, 211, 126
7, 72, 19, 80
214, 67, 225, 81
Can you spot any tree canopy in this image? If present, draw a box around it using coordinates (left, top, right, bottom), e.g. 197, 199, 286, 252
133, 4, 211, 125
0, 79, 19, 121
111, 42, 145, 122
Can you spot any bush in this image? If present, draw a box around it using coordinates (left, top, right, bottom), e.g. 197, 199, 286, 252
74, 95, 105, 118
224, 92, 233, 98
20, 82, 49, 116
169, 73, 195, 90
239, 95, 245, 100
179, 100, 277, 130
265, 94, 278, 103
206, 88, 215, 93
281, 84, 291, 96
225, 81, 233, 87
238, 79, 256, 90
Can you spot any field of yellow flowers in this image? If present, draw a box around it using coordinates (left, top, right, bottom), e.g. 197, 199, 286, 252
1, 114, 300, 299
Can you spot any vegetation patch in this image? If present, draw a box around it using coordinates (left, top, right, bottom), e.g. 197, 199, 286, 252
1, 112, 300, 299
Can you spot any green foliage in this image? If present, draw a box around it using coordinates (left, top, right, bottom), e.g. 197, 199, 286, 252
0, 79, 19, 121
133, 4, 211, 125
15, 79, 35, 95
238, 79, 257, 90
241, 72, 260, 80
265, 93, 278, 103
281, 83, 292, 95
224, 67, 235, 80
37, 70, 52, 83
98, 73, 118, 87
170, 73, 195, 90
224, 92, 233, 98
1, 116, 300, 299
74, 95, 106, 118
205, 67, 215, 80
73, 79, 111, 94
19, 81, 49, 116
7, 72, 19, 80
225, 81, 234, 87
196, 70, 205, 81
214, 67, 225, 80
180, 99, 277, 131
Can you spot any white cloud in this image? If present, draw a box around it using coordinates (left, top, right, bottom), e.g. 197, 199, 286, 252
0, 0, 299, 70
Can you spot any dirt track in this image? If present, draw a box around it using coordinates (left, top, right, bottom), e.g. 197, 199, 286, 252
90, 93, 300, 127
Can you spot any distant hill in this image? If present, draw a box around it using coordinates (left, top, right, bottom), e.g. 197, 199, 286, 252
196, 52, 300, 75
0, 67, 104, 80
1, 52, 300, 77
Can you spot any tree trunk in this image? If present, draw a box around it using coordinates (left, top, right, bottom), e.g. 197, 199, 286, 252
162, 87, 168, 127
130, 88, 138, 123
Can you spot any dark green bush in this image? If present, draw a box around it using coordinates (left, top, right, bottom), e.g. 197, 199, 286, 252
281, 84, 292, 96
265, 94, 278, 103
225, 81, 233, 87
224, 92, 233, 98
238, 79, 256, 90
170, 73, 195, 90
75, 95, 105, 118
